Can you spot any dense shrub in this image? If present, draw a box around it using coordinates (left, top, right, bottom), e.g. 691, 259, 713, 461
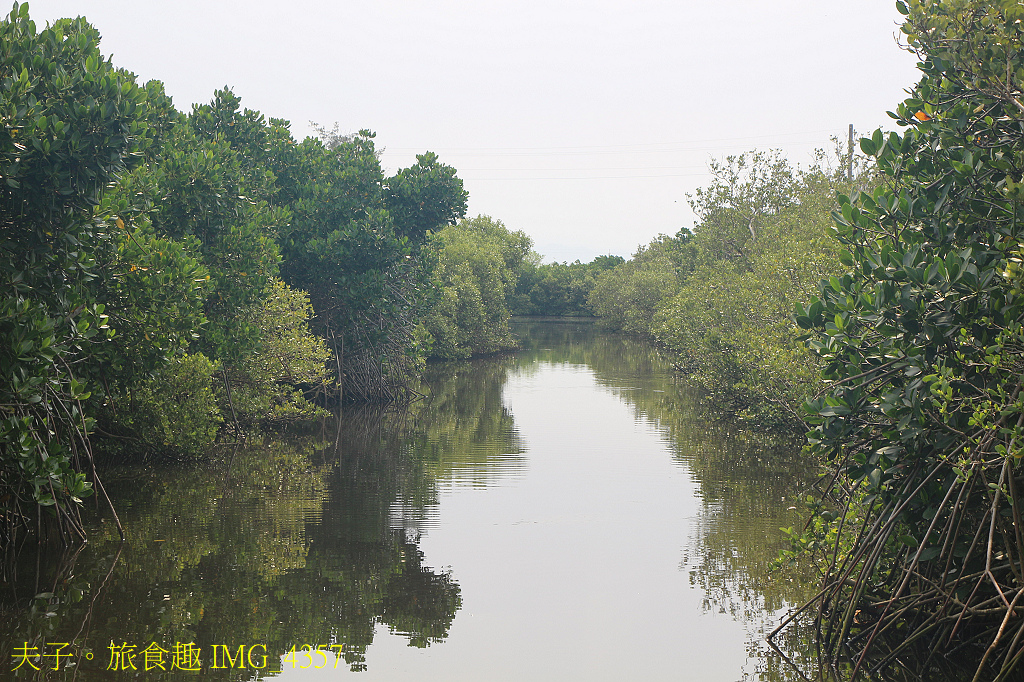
783, 1, 1024, 676
424, 216, 531, 359
112, 353, 223, 458
588, 237, 686, 335
586, 149, 864, 427
512, 255, 624, 317
228, 279, 334, 423
655, 156, 854, 426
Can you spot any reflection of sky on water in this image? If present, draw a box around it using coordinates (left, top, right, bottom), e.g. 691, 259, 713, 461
2, 322, 815, 682
284, 340, 788, 681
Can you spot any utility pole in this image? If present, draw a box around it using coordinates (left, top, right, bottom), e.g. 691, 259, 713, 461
848, 124, 854, 183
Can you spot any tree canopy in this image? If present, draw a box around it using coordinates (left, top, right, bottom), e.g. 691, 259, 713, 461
424, 215, 532, 359
0, 3, 471, 545
782, 1, 1024, 677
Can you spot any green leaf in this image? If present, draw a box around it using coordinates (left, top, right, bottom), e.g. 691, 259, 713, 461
897, 534, 917, 547
867, 467, 882, 489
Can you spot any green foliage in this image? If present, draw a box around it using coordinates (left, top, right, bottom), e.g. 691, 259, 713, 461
147, 115, 284, 364
786, 1, 1024, 676
588, 235, 687, 335
0, 3, 150, 538
113, 353, 222, 457
583, 146, 860, 427
189, 88, 291, 201
227, 279, 333, 423
423, 215, 532, 359
92, 218, 210, 381
387, 151, 469, 242
0, 9, 150, 224
512, 254, 624, 316
280, 130, 405, 327
656, 154, 852, 426
687, 150, 799, 268
0, 3, 474, 544
279, 130, 466, 399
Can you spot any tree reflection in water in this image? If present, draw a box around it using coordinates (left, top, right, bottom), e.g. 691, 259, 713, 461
513, 321, 820, 680
0, 353, 524, 679
2, 323, 974, 680
512, 322, 982, 682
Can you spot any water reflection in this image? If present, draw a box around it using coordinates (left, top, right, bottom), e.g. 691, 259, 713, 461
513, 321, 820, 680
0, 353, 528, 679
2, 439, 445, 678
2, 322, 841, 681
510, 323, 984, 681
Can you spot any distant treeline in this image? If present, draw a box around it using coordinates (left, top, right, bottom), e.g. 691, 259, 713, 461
510, 254, 624, 317
583, 149, 866, 430
505, 147, 864, 431
560, 1, 1024, 676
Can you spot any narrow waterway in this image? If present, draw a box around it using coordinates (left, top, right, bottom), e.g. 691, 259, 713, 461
1, 322, 818, 681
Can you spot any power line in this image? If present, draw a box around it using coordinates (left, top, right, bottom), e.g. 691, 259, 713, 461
381, 128, 843, 156
458, 164, 709, 171
378, 127, 847, 181
465, 173, 712, 180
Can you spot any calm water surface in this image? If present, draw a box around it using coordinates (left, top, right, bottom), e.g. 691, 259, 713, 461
1, 322, 819, 681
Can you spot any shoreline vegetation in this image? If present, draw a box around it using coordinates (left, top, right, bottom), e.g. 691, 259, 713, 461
0, 2, 536, 547
0, 0, 625, 547
5, 0, 1024, 678
509, 3, 1024, 673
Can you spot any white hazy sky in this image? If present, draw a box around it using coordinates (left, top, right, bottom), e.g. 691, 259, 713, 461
28, 0, 920, 262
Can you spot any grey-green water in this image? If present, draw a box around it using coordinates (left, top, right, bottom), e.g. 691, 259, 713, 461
2, 323, 824, 680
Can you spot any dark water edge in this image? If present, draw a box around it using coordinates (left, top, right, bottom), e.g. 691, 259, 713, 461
510, 315, 598, 323
0, 322, 982, 680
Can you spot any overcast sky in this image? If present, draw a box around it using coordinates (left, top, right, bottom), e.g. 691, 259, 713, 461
29, 0, 920, 262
